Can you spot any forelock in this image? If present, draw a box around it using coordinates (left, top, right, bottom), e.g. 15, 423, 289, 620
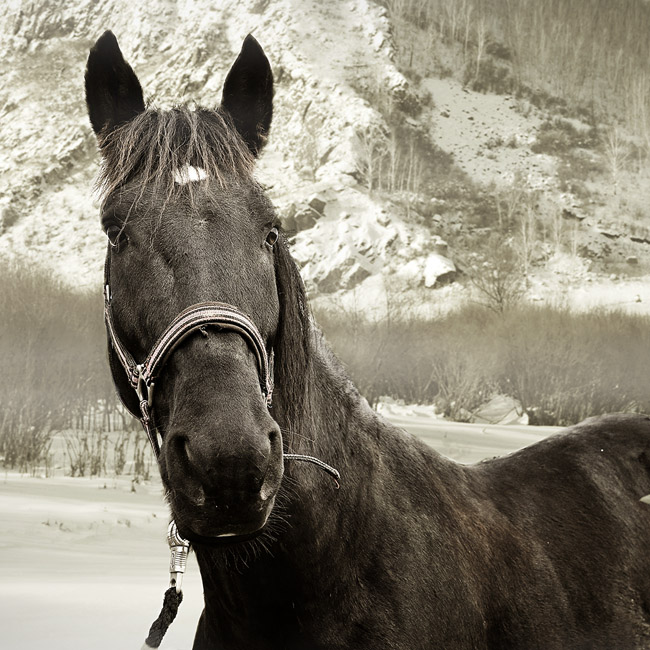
96, 106, 255, 205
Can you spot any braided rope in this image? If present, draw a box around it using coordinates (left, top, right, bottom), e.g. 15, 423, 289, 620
142, 587, 183, 649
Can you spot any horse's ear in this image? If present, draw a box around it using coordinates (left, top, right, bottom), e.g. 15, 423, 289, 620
85, 31, 145, 141
221, 34, 273, 156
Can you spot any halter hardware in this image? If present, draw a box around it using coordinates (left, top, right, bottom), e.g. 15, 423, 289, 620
168, 520, 190, 593
136, 365, 154, 408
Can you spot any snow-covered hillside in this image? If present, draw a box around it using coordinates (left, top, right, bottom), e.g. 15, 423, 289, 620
2, 0, 650, 310
0, 0, 453, 293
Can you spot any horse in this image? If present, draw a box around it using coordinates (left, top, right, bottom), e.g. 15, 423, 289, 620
85, 31, 650, 649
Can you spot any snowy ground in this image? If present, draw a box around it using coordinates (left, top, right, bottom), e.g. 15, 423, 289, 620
424, 77, 550, 188
1, 413, 560, 650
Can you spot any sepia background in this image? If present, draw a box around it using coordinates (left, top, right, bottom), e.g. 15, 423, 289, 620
2, 0, 650, 647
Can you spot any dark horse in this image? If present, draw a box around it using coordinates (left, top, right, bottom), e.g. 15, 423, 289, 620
86, 32, 650, 649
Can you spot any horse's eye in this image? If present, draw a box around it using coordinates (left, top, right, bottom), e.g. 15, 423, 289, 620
265, 227, 279, 248
106, 225, 127, 250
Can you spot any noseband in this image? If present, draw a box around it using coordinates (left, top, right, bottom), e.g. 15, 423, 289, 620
104, 281, 273, 456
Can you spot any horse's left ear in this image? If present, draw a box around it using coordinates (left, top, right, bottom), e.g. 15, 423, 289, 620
221, 34, 273, 156
85, 30, 145, 141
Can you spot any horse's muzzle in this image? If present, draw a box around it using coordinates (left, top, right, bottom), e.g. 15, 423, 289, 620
161, 415, 283, 539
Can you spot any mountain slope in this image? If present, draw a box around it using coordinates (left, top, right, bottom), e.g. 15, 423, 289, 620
0, 0, 436, 292
2, 0, 650, 312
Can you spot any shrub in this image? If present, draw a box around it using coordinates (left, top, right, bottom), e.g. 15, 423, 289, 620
498, 307, 650, 424
532, 119, 599, 155
0, 255, 116, 471
316, 302, 650, 426
465, 236, 526, 313
464, 58, 515, 94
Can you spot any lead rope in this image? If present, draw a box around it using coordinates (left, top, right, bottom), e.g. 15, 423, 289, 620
284, 454, 341, 487
141, 521, 190, 649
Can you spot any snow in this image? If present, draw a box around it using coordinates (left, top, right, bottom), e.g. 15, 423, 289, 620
423, 76, 550, 188
1, 475, 204, 650
0, 0, 464, 302
2, 0, 650, 310
0, 0, 417, 294
1, 413, 558, 650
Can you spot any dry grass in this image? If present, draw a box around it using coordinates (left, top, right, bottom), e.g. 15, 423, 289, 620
0, 256, 117, 473
317, 302, 650, 426
3, 256, 649, 467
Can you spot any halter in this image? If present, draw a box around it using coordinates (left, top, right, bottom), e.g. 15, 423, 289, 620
103, 247, 339, 489
104, 283, 274, 456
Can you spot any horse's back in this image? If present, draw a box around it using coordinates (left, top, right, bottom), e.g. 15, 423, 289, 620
479, 413, 650, 511
473, 413, 650, 648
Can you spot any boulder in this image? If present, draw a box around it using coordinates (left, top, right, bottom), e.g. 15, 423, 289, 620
343, 263, 371, 288
308, 195, 327, 216
294, 207, 318, 231
282, 213, 297, 232
471, 395, 527, 425
432, 239, 448, 256
424, 253, 456, 288
317, 265, 344, 293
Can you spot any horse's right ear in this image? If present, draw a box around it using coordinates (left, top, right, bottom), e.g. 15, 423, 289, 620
85, 31, 145, 141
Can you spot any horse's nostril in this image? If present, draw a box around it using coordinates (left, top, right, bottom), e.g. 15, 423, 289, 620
184, 440, 196, 465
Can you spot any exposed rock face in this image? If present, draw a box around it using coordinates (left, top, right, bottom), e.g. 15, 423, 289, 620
0, 0, 443, 295
424, 254, 456, 288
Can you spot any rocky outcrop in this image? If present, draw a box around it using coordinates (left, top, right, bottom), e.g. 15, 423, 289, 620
0, 0, 447, 295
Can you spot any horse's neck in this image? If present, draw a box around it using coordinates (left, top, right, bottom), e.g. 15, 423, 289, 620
297, 339, 380, 477
194, 336, 453, 629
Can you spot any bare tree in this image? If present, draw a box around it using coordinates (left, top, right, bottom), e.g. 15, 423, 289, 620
467, 236, 526, 314
602, 126, 630, 195
356, 124, 389, 193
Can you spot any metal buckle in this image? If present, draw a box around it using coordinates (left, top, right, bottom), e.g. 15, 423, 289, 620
168, 520, 191, 593
136, 364, 154, 408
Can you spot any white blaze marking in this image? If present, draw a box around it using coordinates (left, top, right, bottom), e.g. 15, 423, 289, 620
173, 165, 208, 184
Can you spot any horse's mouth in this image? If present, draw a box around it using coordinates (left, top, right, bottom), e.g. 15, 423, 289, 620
177, 524, 267, 547
169, 492, 276, 546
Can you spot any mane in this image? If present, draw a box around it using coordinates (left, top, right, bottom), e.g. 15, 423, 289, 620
96, 106, 255, 202
272, 236, 313, 447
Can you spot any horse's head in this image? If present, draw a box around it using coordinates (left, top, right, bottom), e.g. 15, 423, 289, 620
85, 32, 308, 543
